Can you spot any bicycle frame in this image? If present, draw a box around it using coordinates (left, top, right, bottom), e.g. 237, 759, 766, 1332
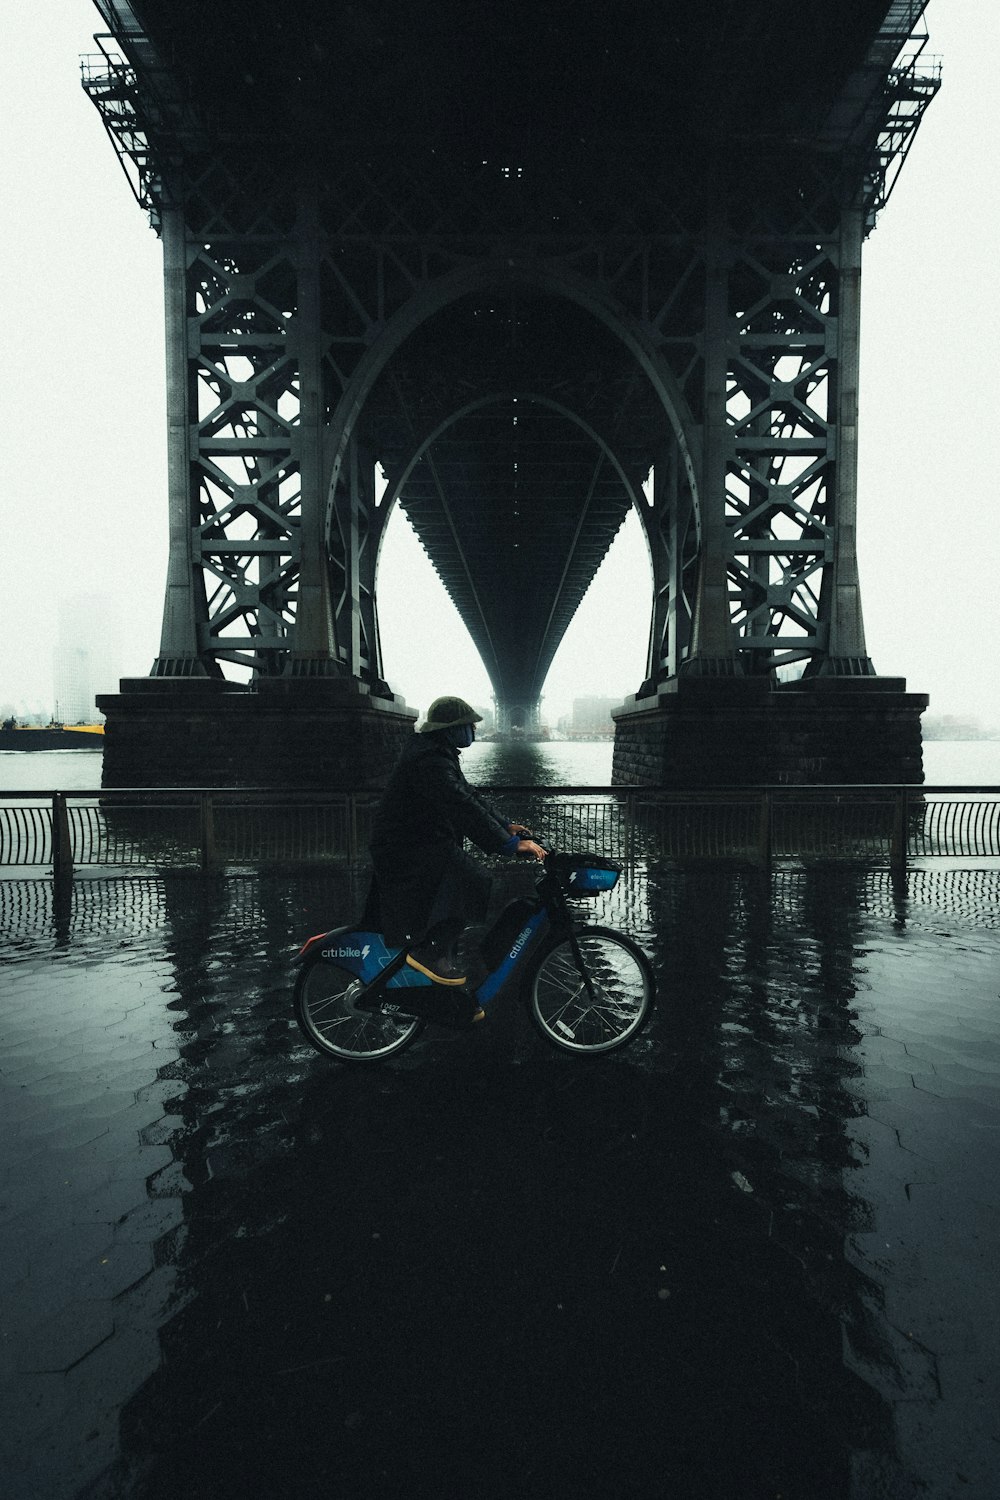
472, 901, 551, 1007
293, 846, 653, 1062
295, 855, 596, 1015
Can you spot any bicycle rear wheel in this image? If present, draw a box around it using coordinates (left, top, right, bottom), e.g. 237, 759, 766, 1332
294, 959, 424, 1062
528, 926, 653, 1055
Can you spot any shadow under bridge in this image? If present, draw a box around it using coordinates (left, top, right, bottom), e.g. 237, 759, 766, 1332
367, 289, 661, 726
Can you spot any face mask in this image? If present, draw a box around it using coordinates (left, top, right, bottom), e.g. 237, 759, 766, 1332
451, 723, 475, 749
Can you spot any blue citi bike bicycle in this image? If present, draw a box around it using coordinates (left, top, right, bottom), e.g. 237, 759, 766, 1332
293, 844, 655, 1062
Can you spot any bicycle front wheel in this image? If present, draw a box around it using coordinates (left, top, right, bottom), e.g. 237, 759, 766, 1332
528, 926, 654, 1055
294, 959, 424, 1063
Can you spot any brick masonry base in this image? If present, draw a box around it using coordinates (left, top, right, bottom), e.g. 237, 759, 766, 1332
611, 677, 929, 787
96, 678, 418, 789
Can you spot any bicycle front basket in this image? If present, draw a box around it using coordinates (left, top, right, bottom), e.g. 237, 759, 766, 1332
564, 854, 620, 895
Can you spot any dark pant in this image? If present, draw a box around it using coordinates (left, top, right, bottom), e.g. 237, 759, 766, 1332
420, 916, 465, 956
366, 843, 493, 949
421, 850, 492, 955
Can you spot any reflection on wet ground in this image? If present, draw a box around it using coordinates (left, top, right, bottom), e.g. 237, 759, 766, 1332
1, 865, 998, 1499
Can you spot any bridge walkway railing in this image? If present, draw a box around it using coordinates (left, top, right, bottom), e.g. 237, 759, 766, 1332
2, 786, 1000, 879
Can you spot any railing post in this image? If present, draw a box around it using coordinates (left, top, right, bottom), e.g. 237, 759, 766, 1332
52, 792, 73, 883
200, 793, 216, 871
890, 786, 908, 884
757, 789, 772, 869
347, 793, 359, 864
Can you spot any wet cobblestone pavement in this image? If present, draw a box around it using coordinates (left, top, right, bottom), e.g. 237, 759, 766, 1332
1, 864, 998, 1500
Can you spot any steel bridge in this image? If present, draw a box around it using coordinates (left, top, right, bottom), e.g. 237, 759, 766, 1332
81, 1, 939, 782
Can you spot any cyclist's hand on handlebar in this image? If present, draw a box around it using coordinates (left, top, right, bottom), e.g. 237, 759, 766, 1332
508, 822, 533, 837
515, 838, 546, 862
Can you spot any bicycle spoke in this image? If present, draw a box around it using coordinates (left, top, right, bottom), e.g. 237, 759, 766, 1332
311, 994, 351, 1020
530, 929, 653, 1054
295, 961, 422, 1061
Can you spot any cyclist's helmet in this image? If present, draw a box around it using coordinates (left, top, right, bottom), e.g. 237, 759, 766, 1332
418, 696, 483, 734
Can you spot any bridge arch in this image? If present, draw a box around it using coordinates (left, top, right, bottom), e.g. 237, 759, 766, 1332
373, 387, 656, 718
323, 257, 700, 549
374, 390, 649, 546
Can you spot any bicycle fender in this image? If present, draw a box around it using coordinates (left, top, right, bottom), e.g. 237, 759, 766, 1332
304, 929, 433, 989
294, 924, 352, 964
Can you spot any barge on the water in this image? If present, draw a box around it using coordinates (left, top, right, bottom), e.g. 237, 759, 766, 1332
0, 721, 105, 751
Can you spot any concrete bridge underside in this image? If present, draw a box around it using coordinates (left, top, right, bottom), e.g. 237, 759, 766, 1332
86, 0, 938, 786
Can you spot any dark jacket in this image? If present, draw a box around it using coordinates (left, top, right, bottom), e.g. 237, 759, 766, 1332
367, 733, 511, 944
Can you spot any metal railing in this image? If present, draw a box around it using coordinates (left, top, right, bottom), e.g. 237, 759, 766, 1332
629, 787, 1000, 872
0, 789, 379, 876
2, 786, 999, 878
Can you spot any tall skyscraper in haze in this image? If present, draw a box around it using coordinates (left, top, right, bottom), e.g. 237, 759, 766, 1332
52, 595, 123, 722
570, 697, 619, 739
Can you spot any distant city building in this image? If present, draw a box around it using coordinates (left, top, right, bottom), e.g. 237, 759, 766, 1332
568, 696, 620, 739
923, 714, 998, 741
52, 595, 123, 723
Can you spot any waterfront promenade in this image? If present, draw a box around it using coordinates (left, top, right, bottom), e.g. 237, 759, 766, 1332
1, 861, 999, 1498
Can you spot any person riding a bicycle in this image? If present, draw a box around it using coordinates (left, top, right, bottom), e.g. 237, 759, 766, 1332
295, 709, 653, 1058
366, 695, 546, 989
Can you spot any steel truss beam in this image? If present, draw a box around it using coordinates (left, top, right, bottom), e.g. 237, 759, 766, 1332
116, 172, 893, 690
81, 11, 938, 697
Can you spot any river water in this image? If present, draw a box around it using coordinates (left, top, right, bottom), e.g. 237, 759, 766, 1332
1, 737, 998, 791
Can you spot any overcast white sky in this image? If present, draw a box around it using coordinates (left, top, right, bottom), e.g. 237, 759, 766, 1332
1, 1, 997, 726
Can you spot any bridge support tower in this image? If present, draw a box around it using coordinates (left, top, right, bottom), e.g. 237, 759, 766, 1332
493, 701, 542, 740
610, 199, 930, 786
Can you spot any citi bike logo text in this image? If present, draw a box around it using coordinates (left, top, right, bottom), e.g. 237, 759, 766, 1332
323, 943, 371, 960
507, 926, 534, 962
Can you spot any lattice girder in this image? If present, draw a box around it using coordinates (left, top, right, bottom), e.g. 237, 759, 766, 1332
180, 238, 303, 674
147, 172, 879, 688
117, 71, 918, 690
709, 225, 872, 676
